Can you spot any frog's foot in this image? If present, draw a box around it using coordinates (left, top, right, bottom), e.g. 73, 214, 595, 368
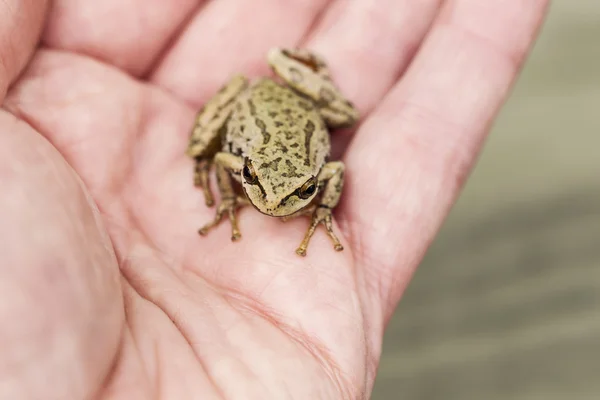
198, 196, 249, 241
296, 206, 343, 257
194, 159, 214, 207
268, 47, 359, 128
269, 48, 330, 78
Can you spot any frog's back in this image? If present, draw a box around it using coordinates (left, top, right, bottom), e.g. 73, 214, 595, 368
225, 78, 330, 174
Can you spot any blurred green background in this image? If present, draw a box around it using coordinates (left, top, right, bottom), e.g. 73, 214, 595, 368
372, 1, 600, 399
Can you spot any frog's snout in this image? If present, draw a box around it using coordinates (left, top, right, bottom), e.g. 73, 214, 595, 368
247, 192, 304, 218
242, 184, 282, 217
253, 199, 293, 218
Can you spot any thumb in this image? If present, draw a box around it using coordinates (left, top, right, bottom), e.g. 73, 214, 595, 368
0, 112, 123, 399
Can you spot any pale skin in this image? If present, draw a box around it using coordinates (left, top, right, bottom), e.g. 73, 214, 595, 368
0, 1, 548, 399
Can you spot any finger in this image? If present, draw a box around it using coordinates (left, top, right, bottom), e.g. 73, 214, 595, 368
3, 47, 200, 230
3, 49, 208, 253
150, 0, 332, 107
3, 52, 366, 391
0, 0, 48, 101
43, 0, 205, 76
302, 0, 442, 115
4, 50, 144, 199
343, 0, 549, 322
0, 111, 123, 398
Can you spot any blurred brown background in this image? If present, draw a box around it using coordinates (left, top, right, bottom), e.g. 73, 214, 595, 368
372, 1, 600, 399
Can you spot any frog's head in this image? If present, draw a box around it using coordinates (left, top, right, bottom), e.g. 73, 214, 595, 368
240, 157, 318, 217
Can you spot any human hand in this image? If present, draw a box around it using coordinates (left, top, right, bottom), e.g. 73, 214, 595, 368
0, 1, 548, 398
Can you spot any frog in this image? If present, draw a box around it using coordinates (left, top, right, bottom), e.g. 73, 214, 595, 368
186, 48, 359, 256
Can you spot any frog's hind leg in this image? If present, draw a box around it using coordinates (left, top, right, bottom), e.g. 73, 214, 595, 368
193, 159, 214, 206
198, 152, 249, 241
187, 74, 249, 206
267, 48, 359, 128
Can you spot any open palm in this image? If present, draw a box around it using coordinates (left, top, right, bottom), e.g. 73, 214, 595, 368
0, 1, 547, 399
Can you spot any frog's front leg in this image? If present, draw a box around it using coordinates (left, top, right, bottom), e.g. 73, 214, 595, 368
267, 48, 359, 128
198, 153, 249, 241
296, 161, 346, 257
187, 74, 248, 207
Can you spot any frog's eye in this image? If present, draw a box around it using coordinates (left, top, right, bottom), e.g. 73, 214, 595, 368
242, 161, 257, 184
298, 178, 317, 199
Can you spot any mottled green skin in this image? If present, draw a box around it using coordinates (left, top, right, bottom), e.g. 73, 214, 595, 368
226, 78, 330, 216
187, 47, 359, 255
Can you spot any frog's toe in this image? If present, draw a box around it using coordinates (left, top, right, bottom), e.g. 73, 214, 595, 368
198, 218, 221, 236
231, 229, 242, 241
197, 197, 248, 242
295, 207, 344, 256
295, 247, 307, 257
197, 202, 229, 236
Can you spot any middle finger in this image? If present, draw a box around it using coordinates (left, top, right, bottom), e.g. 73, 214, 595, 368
303, 0, 443, 115
150, 0, 333, 107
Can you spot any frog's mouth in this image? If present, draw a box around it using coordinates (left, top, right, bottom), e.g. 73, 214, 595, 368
242, 183, 314, 218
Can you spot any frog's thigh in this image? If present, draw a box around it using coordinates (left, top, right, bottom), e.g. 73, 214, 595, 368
317, 161, 345, 208
267, 48, 359, 128
186, 74, 248, 159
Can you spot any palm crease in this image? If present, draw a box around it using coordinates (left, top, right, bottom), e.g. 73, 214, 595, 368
0, 0, 547, 399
